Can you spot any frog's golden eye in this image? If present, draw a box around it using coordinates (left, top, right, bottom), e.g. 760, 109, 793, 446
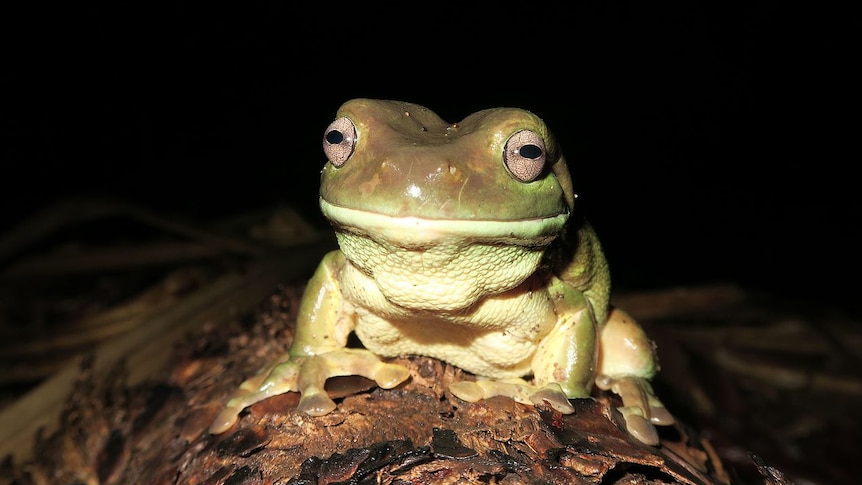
503, 130, 546, 182
323, 116, 357, 167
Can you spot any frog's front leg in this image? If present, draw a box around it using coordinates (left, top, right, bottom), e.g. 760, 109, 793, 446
449, 283, 597, 416
209, 251, 410, 434
595, 307, 674, 445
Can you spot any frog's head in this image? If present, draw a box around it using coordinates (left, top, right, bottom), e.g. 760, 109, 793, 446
318, 99, 577, 311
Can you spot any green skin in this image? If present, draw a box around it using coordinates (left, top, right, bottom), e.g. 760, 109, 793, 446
211, 99, 673, 444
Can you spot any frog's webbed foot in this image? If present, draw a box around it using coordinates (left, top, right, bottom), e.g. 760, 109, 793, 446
595, 374, 674, 445
209, 348, 410, 434
449, 379, 578, 414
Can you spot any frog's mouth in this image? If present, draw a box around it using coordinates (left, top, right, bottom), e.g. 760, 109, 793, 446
321, 197, 567, 311
320, 198, 568, 247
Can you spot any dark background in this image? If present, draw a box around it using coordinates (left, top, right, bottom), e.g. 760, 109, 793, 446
3, 3, 860, 314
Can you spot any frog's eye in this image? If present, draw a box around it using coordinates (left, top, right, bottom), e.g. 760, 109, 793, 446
323, 116, 357, 167
503, 130, 547, 182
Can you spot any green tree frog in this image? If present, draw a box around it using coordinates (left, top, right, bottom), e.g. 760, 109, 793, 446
210, 99, 673, 444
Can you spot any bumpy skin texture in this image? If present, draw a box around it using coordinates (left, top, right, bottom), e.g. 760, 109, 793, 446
210, 99, 673, 444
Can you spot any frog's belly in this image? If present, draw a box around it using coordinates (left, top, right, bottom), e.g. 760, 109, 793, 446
354, 314, 542, 378
343, 267, 559, 379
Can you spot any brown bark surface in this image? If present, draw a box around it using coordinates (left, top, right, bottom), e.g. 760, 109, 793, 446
1, 284, 795, 485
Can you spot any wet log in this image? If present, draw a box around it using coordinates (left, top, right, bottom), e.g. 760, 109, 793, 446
1, 284, 774, 485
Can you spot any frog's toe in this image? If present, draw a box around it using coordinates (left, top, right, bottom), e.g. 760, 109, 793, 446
210, 387, 279, 434
449, 379, 575, 413
448, 381, 485, 402
595, 374, 674, 443
529, 383, 575, 414
373, 362, 411, 389
649, 403, 674, 425
209, 405, 243, 434
618, 407, 660, 446
449, 379, 533, 404
297, 392, 338, 416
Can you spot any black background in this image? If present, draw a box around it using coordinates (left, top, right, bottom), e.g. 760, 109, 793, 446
4, 3, 860, 315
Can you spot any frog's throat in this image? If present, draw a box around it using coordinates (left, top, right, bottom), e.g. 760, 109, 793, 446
320, 198, 569, 245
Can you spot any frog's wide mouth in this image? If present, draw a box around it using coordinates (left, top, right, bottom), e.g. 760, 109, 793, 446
320, 198, 568, 245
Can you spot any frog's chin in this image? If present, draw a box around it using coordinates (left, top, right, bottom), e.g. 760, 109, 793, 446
320, 198, 568, 246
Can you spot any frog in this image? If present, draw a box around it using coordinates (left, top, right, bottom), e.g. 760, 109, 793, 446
209, 99, 673, 445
